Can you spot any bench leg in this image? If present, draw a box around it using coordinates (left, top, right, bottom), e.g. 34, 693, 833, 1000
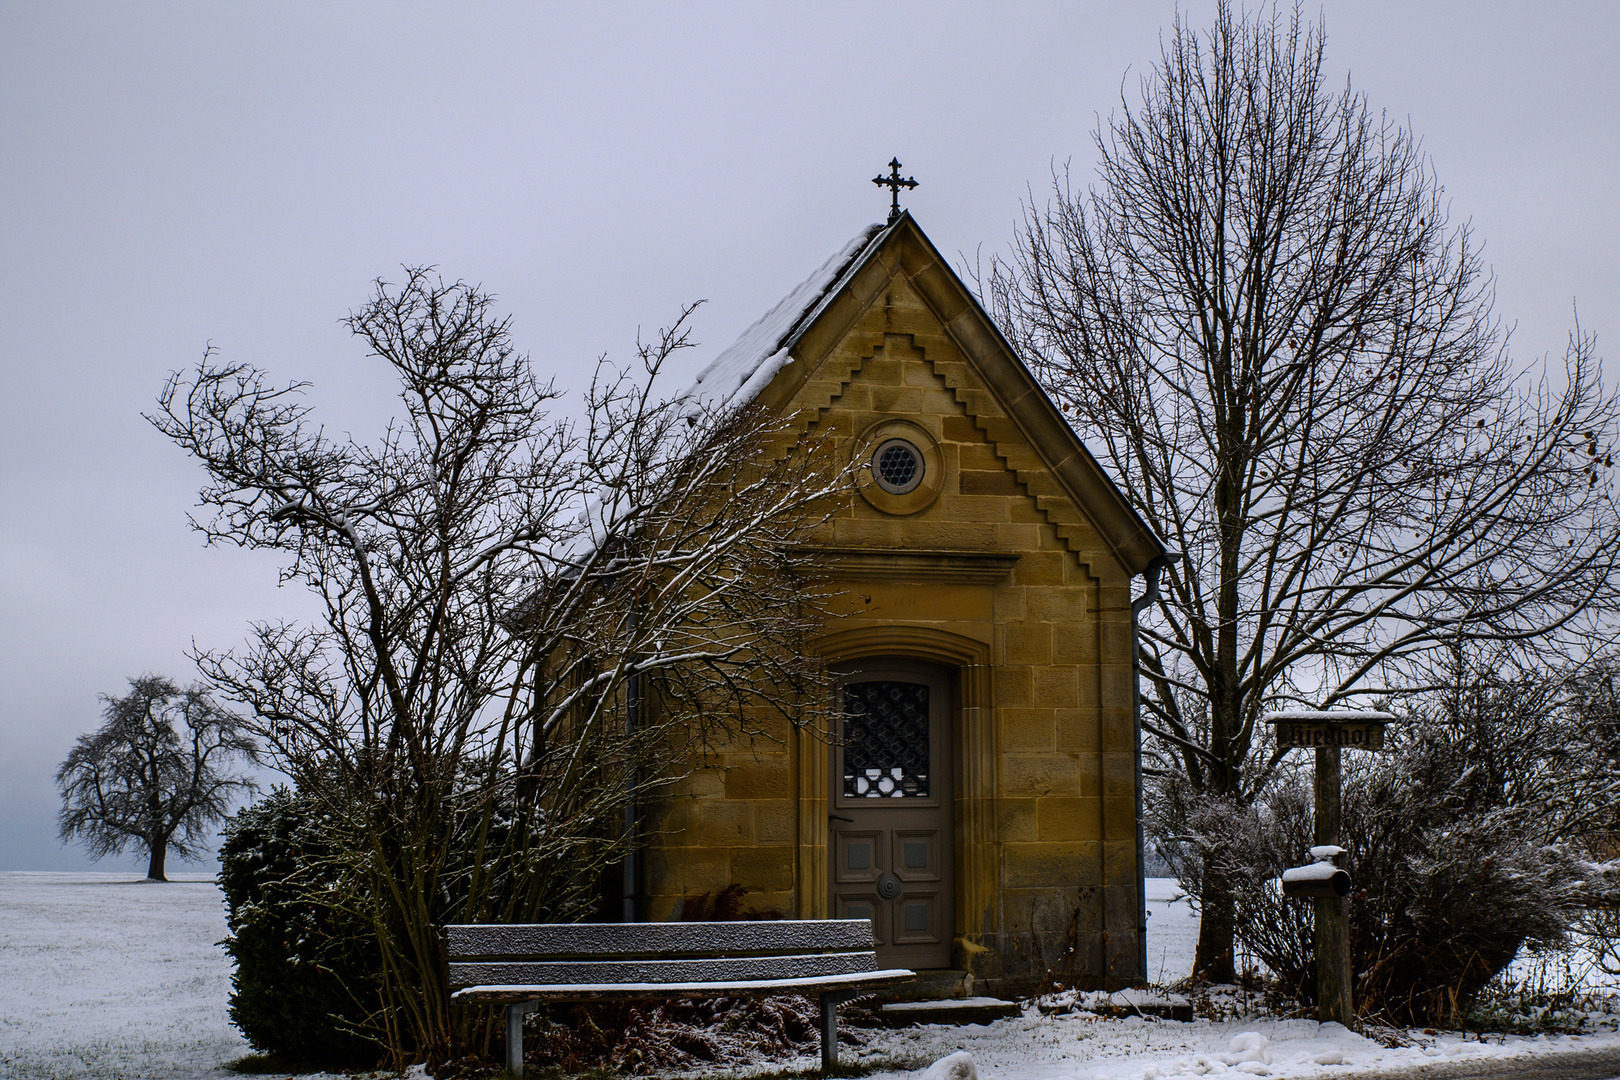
819, 992, 837, 1072
505, 1002, 529, 1078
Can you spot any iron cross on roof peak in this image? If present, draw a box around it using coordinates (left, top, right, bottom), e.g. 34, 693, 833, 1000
872, 158, 918, 223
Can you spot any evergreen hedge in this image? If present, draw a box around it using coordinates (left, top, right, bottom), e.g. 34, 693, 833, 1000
219, 788, 383, 1067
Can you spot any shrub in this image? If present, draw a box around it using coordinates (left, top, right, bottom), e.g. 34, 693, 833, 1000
1183, 743, 1583, 1025
218, 788, 384, 1067
1348, 741, 1581, 1024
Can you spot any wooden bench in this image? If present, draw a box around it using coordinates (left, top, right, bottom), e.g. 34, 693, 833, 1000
446, 919, 913, 1076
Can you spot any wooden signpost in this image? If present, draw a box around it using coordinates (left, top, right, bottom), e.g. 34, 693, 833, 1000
1263, 709, 1395, 1026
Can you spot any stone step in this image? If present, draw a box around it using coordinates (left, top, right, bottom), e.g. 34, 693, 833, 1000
875, 968, 973, 1002
879, 996, 1021, 1027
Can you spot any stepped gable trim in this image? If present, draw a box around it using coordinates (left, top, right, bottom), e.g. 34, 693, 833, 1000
761, 289, 1120, 582
771, 325, 1112, 579
694, 212, 1164, 576
784, 214, 1164, 577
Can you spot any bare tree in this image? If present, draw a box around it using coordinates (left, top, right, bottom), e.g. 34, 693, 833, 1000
988, 2, 1620, 980
150, 269, 848, 1068
1563, 659, 1620, 849
57, 675, 258, 881
1549, 658, 1620, 980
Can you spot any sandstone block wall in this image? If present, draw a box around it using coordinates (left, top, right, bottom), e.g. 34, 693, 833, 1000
642, 244, 1143, 994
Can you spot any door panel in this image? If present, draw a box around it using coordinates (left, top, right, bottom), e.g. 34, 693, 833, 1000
830, 661, 954, 969
892, 830, 941, 881
834, 830, 882, 883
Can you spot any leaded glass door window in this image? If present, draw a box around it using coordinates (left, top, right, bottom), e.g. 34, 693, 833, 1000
829, 661, 954, 970
843, 681, 930, 798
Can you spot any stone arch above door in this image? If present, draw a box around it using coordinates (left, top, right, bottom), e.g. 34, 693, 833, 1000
798, 625, 997, 967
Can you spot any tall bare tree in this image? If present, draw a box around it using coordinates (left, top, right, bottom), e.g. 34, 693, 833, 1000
988, 2, 1620, 980
57, 675, 258, 881
151, 269, 847, 1068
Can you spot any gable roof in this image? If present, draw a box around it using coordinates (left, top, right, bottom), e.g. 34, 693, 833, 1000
685, 213, 1166, 577
682, 222, 887, 415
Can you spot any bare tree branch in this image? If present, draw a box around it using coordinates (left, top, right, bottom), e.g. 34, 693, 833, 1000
151, 269, 852, 1067
986, 0, 1620, 980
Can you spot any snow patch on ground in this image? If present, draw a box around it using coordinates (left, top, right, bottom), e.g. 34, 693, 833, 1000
918, 1049, 980, 1080
1145, 875, 1201, 985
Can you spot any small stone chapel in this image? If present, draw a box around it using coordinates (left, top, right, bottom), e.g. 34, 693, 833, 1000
642, 209, 1168, 998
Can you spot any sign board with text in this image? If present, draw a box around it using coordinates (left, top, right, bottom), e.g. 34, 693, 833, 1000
1271, 721, 1385, 750
1264, 710, 1395, 753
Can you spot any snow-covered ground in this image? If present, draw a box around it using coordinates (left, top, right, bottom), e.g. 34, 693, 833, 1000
845, 1012, 1620, 1080
0, 872, 247, 1079
1, 872, 1616, 1080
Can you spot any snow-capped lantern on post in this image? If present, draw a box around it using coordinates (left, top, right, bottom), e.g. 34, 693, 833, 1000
1281, 845, 1351, 899
1263, 709, 1395, 1028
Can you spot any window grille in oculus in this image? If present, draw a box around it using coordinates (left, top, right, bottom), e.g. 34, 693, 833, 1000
872, 439, 924, 494
842, 681, 930, 798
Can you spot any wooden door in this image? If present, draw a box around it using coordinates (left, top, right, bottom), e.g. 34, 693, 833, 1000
829, 661, 954, 969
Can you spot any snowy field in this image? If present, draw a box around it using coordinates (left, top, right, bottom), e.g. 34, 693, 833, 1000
0, 872, 247, 1080
1143, 878, 1201, 987
2, 872, 1617, 1080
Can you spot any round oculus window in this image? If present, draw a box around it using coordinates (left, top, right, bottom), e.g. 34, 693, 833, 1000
872, 438, 924, 495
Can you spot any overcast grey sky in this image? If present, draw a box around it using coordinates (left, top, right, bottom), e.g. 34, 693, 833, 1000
3, 1, 1616, 872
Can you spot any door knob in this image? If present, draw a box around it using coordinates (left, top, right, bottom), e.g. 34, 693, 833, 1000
877, 874, 901, 899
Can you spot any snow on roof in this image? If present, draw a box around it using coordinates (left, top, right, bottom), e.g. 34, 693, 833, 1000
555, 223, 888, 568
680, 222, 887, 415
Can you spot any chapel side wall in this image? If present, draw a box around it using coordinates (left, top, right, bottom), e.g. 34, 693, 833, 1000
642, 724, 798, 921
990, 551, 1139, 994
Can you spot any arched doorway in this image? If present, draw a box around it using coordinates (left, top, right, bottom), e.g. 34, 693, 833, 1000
829, 658, 955, 969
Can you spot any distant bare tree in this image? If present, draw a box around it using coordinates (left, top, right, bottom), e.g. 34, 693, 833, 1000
57, 675, 258, 881
151, 269, 849, 1068
988, 2, 1620, 980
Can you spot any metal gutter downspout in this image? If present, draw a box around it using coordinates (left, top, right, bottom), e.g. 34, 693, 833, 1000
1130, 552, 1177, 983
623, 664, 640, 922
